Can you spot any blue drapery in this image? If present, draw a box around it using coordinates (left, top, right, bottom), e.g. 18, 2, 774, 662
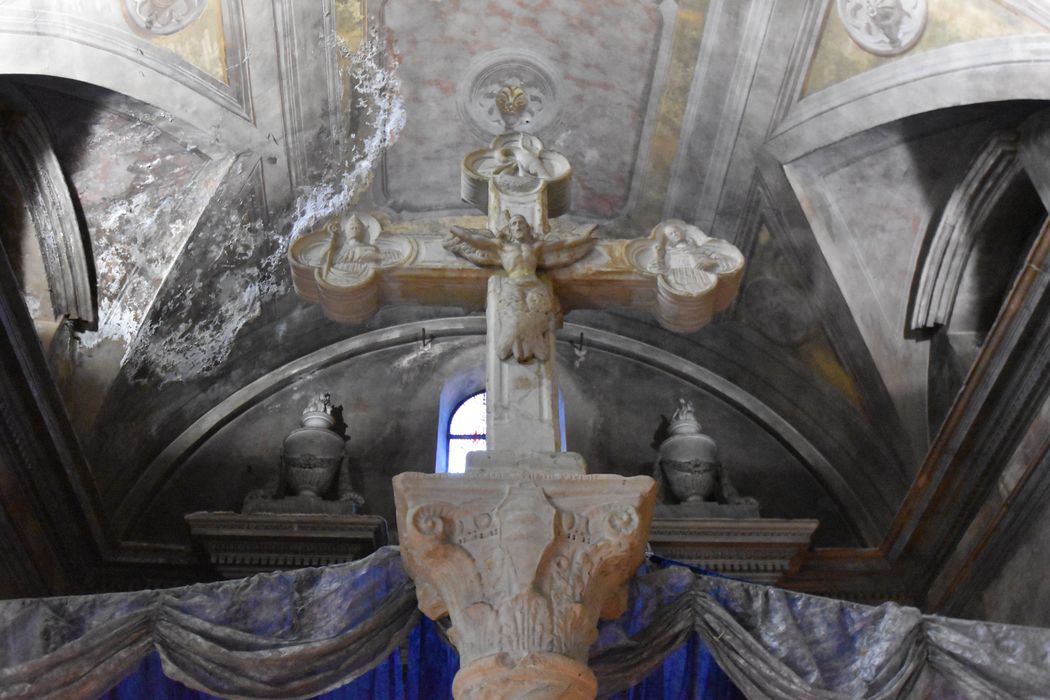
100, 647, 405, 700
102, 606, 742, 699
9, 545, 1050, 699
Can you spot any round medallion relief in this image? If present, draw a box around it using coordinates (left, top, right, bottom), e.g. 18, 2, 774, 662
124, 0, 207, 36
836, 0, 927, 56
457, 49, 563, 138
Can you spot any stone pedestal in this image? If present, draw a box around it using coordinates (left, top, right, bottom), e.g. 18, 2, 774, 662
393, 461, 655, 700
185, 512, 388, 578
647, 516, 818, 584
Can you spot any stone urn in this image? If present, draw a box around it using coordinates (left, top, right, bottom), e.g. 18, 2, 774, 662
282, 394, 345, 498
658, 399, 720, 503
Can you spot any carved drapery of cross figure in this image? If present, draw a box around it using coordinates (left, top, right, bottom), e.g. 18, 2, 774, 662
288, 132, 744, 700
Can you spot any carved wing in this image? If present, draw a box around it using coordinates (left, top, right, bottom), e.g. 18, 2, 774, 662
537, 224, 598, 269
443, 226, 502, 267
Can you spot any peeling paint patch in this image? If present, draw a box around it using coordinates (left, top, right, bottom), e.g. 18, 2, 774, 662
69, 111, 214, 357
125, 32, 404, 384
290, 30, 406, 241
22, 291, 41, 318
128, 213, 282, 384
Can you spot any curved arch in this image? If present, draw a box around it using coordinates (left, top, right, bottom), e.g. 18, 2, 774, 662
444, 391, 487, 474
435, 371, 485, 474
0, 83, 94, 323
0, 28, 257, 153
770, 36, 1050, 163
910, 131, 1023, 331
115, 317, 882, 545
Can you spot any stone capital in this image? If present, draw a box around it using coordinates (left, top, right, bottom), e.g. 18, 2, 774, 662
393, 468, 656, 700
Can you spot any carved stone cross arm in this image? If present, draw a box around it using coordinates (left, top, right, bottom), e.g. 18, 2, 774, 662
288, 213, 745, 333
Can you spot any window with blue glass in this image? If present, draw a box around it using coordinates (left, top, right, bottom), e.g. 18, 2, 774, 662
446, 392, 486, 474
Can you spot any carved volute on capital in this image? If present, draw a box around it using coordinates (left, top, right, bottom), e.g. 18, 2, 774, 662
394, 472, 656, 700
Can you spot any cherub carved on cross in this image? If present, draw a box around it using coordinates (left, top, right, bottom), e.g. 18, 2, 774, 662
444, 213, 596, 362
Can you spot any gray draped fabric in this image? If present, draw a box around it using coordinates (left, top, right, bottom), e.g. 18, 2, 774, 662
0, 547, 418, 700
0, 547, 1048, 699
592, 564, 1050, 698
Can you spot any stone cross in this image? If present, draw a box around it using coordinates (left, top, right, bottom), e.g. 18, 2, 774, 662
288, 132, 744, 700
290, 132, 744, 461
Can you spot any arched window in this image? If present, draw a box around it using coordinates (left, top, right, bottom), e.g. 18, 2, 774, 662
446, 392, 486, 474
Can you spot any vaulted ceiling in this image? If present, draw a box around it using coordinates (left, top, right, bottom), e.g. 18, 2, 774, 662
3, 0, 1050, 622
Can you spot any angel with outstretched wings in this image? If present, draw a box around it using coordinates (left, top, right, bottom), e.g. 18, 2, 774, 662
443, 214, 597, 362
445, 214, 596, 277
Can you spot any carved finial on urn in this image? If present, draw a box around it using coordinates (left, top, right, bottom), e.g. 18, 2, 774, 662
302, 392, 334, 426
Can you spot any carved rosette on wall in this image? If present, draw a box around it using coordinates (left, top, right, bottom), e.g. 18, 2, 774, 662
836, 0, 927, 56
394, 472, 656, 700
457, 49, 563, 139
124, 0, 208, 35
624, 219, 745, 333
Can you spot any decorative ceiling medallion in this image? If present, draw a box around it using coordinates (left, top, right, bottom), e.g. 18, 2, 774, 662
496, 85, 528, 116
124, 0, 207, 36
836, 0, 926, 56
457, 49, 563, 138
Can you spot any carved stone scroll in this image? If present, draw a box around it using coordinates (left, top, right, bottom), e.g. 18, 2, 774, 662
394, 469, 656, 700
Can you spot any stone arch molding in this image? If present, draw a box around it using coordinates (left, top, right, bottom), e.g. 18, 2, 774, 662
115, 317, 882, 546
0, 9, 257, 151
909, 131, 1023, 332
0, 83, 95, 324
769, 35, 1050, 163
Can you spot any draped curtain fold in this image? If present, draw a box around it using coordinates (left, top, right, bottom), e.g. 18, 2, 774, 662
0, 546, 1048, 699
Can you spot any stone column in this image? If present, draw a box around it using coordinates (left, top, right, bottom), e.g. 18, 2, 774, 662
393, 464, 655, 700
